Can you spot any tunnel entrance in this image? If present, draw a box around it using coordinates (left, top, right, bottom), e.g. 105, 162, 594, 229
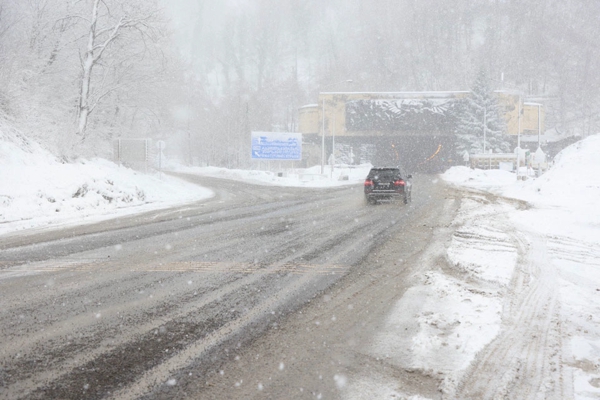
369, 134, 457, 173
330, 134, 457, 174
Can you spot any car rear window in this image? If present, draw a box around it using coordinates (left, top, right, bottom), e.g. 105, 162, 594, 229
368, 169, 399, 180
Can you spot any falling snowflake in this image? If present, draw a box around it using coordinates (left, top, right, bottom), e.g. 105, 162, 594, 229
334, 374, 348, 389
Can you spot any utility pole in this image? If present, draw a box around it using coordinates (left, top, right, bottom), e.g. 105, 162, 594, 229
483, 107, 487, 155
517, 97, 521, 179
321, 98, 326, 175
331, 116, 336, 179
517, 97, 522, 150
537, 103, 541, 148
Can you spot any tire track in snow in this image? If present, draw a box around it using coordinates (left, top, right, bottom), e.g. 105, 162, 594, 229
454, 230, 565, 399
2, 219, 371, 399
547, 236, 600, 266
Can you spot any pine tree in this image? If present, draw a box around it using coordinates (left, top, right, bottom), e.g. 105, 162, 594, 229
455, 69, 511, 156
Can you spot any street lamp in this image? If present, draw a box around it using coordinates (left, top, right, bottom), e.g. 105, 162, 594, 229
320, 79, 353, 174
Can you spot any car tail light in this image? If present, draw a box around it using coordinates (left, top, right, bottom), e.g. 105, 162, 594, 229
393, 180, 405, 186
364, 179, 374, 186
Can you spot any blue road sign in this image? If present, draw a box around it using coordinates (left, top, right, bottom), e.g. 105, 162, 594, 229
251, 132, 302, 160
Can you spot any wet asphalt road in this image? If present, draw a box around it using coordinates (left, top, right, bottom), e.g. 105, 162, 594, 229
0, 173, 446, 399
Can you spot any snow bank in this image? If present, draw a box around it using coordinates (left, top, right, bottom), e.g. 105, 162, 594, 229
170, 164, 373, 188
444, 134, 600, 212
372, 271, 503, 371
368, 194, 517, 395
504, 135, 600, 210
442, 134, 600, 399
441, 166, 516, 190
0, 129, 213, 235
446, 198, 518, 285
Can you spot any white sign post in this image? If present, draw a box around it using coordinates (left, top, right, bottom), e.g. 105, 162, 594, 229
114, 138, 151, 172
156, 140, 166, 179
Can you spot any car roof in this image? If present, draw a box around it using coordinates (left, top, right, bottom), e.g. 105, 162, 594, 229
367, 167, 406, 177
370, 167, 400, 170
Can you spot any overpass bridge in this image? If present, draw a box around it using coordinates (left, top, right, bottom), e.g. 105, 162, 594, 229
298, 91, 543, 172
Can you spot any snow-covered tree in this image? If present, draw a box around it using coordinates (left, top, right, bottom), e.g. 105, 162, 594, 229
455, 69, 510, 156
75, 0, 166, 140
0, 0, 180, 156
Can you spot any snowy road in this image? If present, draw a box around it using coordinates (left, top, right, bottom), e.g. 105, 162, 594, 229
3, 171, 592, 399
0, 173, 447, 399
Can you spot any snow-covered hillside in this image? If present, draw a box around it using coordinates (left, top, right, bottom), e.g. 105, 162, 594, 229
0, 125, 213, 235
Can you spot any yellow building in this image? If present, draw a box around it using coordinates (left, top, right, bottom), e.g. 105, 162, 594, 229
522, 102, 545, 135
498, 92, 545, 136
298, 104, 320, 135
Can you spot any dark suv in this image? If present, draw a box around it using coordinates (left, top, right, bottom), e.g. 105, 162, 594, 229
364, 167, 412, 204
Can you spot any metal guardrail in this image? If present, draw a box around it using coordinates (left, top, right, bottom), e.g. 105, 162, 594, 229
470, 153, 517, 170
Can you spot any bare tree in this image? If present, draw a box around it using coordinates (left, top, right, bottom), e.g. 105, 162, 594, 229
76, 0, 161, 140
